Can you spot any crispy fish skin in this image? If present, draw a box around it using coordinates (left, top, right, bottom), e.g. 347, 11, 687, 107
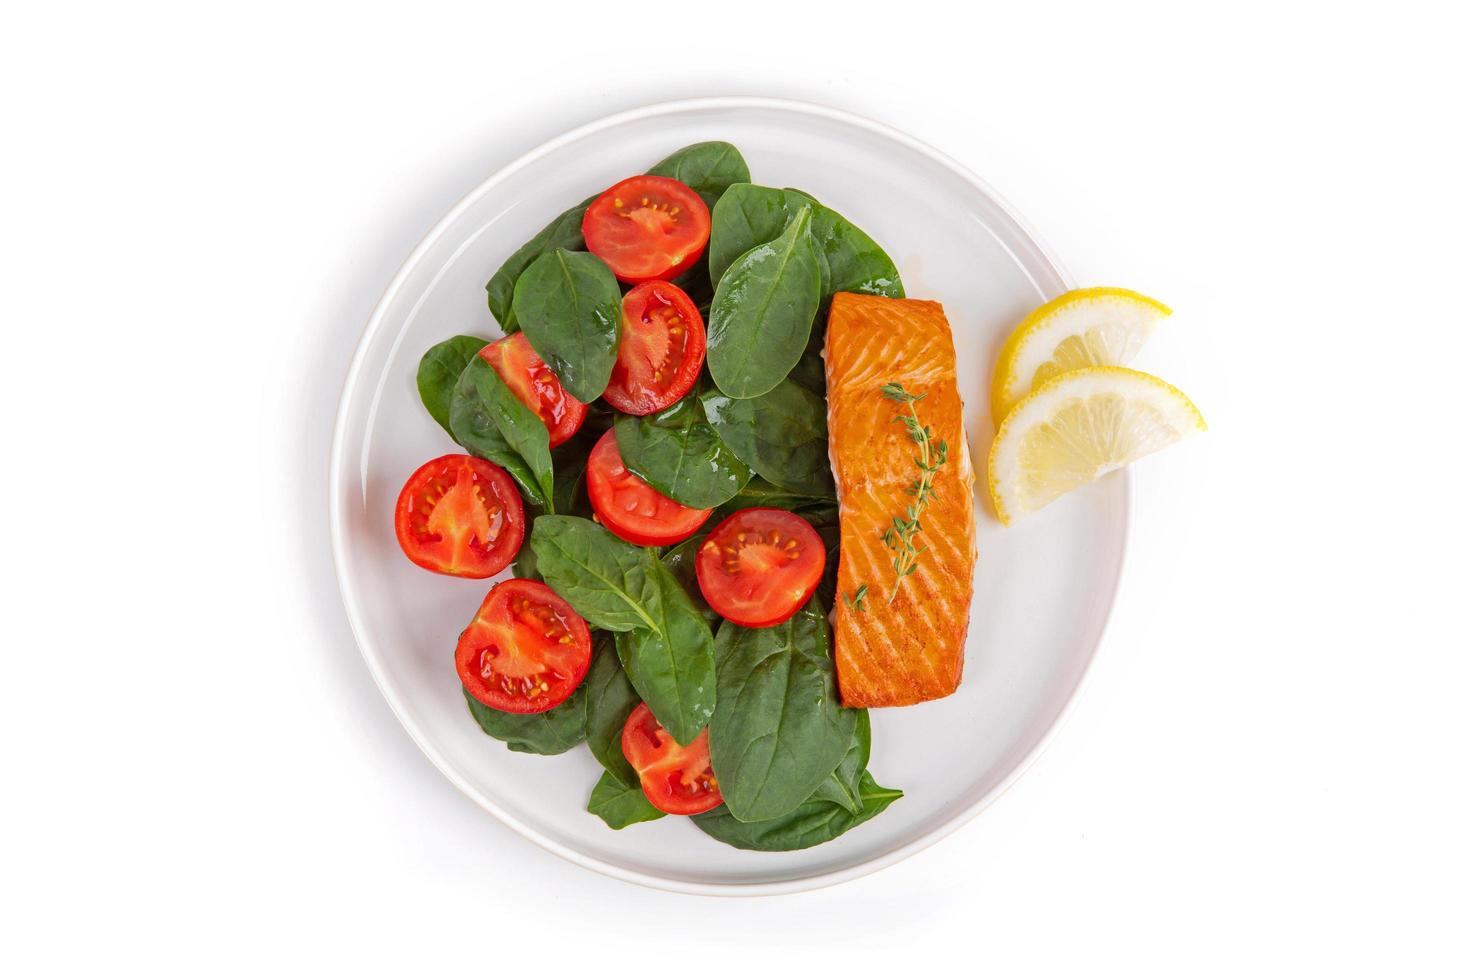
824, 293, 976, 707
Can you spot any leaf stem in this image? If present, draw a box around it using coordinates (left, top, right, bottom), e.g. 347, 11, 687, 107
878, 382, 949, 604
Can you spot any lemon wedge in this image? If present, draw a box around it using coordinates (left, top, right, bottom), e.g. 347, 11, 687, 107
991, 287, 1171, 423
988, 366, 1205, 524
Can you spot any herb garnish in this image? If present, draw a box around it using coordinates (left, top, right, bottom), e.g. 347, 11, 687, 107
842, 584, 869, 612
879, 382, 949, 603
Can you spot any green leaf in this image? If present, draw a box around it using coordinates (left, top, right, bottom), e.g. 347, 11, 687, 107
707, 205, 822, 399
529, 515, 660, 633
807, 710, 870, 814
691, 771, 902, 851
659, 532, 719, 624
587, 770, 665, 829
613, 397, 751, 509
463, 686, 586, 755
708, 600, 858, 822
701, 379, 834, 499
416, 335, 487, 436
448, 355, 553, 508
512, 249, 621, 403
614, 558, 717, 746
485, 198, 593, 331
715, 476, 834, 516
646, 141, 751, 209
708, 184, 904, 302
583, 634, 641, 788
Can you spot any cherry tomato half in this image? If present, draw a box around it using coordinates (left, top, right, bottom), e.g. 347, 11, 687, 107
582, 175, 711, 284
456, 579, 592, 714
394, 454, 524, 578
621, 702, 722, 816
586, 428, 710, 547
481, 333, 587, 448
695, 508, 826, 628
602, 280, 706, 416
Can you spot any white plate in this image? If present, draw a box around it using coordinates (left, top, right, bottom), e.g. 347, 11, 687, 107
330, 97, 1128, 895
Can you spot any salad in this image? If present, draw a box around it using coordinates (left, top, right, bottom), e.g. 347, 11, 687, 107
395, 141, 908, 849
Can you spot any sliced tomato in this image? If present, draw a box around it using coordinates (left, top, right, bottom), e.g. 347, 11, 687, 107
456, 579, 592, 713
602, 281, 706, 416
695, 508, 826, 628
620, 702, 722, 815
394, 454, 524, 578
582, 175, 710, 284
585, 428, 710, 547
480, 333, 587, 448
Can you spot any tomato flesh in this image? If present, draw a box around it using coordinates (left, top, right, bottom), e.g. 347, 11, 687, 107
695, 508, 826, 628
585, 428, 710, 547
481, 333, 587, 448
456, 579, 592, 713
394, 454, 524, 578
582, 175, 710, 284
620, 703, 722, 815
602, 280, 706, 416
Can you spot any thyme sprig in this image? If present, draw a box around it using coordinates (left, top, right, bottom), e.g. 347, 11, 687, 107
879, 382, 949, 603
842, 583, 869, 612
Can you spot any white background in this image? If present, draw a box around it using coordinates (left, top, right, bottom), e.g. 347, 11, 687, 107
3, 1, 1466, 976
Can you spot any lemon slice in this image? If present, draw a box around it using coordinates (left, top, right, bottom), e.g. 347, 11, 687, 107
991, 287, 1171, 423
988, 366, 1205, 524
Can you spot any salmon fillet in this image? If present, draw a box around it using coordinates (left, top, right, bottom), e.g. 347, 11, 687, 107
824, 293, 976, 707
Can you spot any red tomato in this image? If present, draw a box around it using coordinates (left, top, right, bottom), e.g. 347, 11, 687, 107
582, 175, 711, 284
394, 454, 524, 578
620, 702, 722, 815
695, 508, 826, 628
585, 429, 711, 547
480, 333, 587, 448
456, 579, 592, 713
602, 281, 706, 416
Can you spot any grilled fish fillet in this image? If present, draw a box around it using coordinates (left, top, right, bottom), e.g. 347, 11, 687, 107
824, 293, 976, 707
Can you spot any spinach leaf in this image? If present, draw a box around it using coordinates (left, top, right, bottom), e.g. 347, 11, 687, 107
798, 504, 841, 609
708, 184, 904, 302
615, 557, 717, 746
448, 355, 553, 508
808, 710, 869, 813
463, 685, 586, 755
485, 198, 593, 331
613, 397, 751, 509
660, 533, 718, 624
583, 633, 641, 788
646, 141, 751, 209
701, 380, 834, 499
706, 204, 822, 399
529, 515, 659, 633
417, 335, 487, 436
587, 770, 665, 829
715, 477, 833, 515
529, 515, 717, 743
708, 600, 857, 822
512, 249, 621, 403
551, 432, 595, 517
691, 771, 902, 851
511, 533, 540, 582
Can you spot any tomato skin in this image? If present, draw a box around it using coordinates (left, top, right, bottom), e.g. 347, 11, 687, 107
582, 175, 711, 284
481, 333, 587, 448
456, 579, 592, 714
695, 508, 826, 628
394, 454, 524, 578
585, 429, 711, 547
603, 281, 706, 416
620, 703, 722, 816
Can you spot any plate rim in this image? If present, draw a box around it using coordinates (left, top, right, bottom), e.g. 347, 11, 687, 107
328, 96, 1129, 896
